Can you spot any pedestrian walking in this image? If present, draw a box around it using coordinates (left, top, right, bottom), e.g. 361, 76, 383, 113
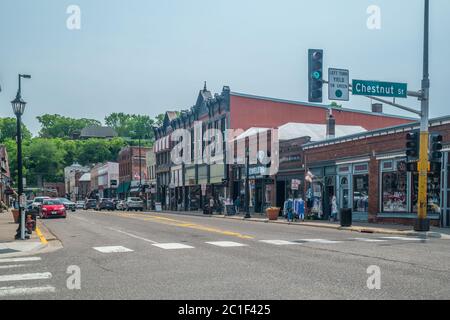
234, 197, 241, 215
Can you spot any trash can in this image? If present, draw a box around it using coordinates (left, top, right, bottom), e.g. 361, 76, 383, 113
340, 208, 352, 227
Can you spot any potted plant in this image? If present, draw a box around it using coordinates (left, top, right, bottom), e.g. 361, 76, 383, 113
266, 207, 281, 221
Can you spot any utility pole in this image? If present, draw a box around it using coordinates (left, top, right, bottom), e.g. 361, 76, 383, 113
415, 0, 431, 232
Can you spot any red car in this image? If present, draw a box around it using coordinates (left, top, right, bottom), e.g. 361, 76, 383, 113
39, 199, 67, 219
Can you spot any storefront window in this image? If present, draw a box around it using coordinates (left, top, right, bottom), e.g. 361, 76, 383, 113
412, 173, 441, 214
353, 175, 369, 213
382, 171, 408, 212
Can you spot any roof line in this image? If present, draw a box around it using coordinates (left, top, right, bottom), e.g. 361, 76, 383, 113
304, 115, 450, 149
230, 91, 418, 121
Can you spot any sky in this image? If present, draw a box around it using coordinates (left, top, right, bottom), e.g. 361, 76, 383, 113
1, 0, 450, 135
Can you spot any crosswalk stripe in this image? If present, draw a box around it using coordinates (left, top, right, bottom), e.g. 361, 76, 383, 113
381, 237, 426, 241
0, 257, 41, 264
352, 238, 388, 243
0, 272, 52, 282
206, 241, 247, 248
0, 265, 27, 270
0, 285, 55, 297
152, 243, 194, 250
299, 239, 342, 244
259, 240, 299, 246
93, 246, 134, 253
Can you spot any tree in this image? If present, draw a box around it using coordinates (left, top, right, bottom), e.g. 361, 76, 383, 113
25, 139, 66, 184
37, 114, 101, 139
105, 113, 155, 140
0, 117, 32, 143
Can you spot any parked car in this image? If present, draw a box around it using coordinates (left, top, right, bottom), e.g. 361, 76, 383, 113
97, 198, 115, 211
116, 200, 126, 211
31, 196, 51, 212
39, 199, 67, 219
58, 198, 76, 212
76, 201, 85, 209
84, 199, 97, 210
126, 197, 144, 211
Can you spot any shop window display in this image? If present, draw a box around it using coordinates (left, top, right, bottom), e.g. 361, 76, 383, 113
412, 173, 441, 214
382, 172, 407, 212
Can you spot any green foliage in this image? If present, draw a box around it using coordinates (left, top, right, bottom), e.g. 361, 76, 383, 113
37, 114, 101, 139
105, 113, 155, 140
330, 102, 343, 108
0, 118, 32, 143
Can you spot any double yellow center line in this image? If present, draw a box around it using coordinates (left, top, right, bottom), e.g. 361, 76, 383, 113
111, 212, 254, 240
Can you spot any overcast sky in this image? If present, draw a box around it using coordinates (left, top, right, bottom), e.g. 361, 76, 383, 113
1, 0, 449, 135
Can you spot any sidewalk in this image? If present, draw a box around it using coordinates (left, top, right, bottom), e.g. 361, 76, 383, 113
0, 210, 48, 257
156, 209, 450, 239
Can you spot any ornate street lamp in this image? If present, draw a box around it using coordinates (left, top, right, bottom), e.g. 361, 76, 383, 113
12, 74, 31, 240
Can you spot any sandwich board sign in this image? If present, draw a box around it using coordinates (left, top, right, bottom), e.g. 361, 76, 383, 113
328, 68, 350, 101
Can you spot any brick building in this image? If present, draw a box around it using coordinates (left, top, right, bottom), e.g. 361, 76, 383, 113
117, 146, 151, 198
0, 145, 11, 204
303, 116, 450, 227
153, 84, 415, 212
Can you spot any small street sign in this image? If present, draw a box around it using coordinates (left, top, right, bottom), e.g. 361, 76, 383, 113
328, 68, 349, 101
352, 80, 407, 98
291, 179, 301, 191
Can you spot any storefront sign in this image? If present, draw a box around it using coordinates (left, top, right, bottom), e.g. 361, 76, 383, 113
291, 179, 301, 191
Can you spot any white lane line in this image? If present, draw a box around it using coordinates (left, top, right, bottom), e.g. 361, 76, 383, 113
300, 239, 342, 244
0, 285, 55, 297
0, 272, 52, 282
152, 243, 194, 250
106, 227, 159, 244
259, 240, 299, 246
352, 238, 388, 243
93, 246, 134, 253
0, 265, 27, 270
206, 241, 248, 248
0, 257, 41, 264
381, 237, 427, 241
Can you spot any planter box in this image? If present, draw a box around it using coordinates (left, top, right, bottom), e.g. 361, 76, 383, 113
266, 208, 281, 221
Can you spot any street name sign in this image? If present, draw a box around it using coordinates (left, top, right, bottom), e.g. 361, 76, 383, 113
328, 68, 349, 101
352, 80, 407, 98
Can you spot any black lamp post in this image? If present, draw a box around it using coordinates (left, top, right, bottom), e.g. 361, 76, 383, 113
12, 74, 31, 240
244, 146, 251, 219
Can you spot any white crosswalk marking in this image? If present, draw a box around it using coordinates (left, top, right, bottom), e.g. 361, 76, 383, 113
0, 272, 52, 282
153, 243, 194, 250
0, 285, 55, 297
0, 257, 41, 264
300, 239, 342, 244
259, 240, 299, 246
0, 265, 27, 270
352, 238, 388, 243
206, 241, 247, 248
381, 237, 426, 241
93, 246, 134, 253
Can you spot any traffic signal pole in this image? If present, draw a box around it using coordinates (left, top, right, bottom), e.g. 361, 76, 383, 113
319, 0, 431, 231
416, 0, 430, 231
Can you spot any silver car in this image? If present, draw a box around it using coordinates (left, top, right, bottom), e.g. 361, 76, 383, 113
126, 197, 144, 211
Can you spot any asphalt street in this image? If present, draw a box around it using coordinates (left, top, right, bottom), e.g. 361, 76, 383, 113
1, 210, 450, 300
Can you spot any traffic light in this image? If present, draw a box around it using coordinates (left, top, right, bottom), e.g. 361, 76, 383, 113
308, 49, 323, 103
429, 133, 443, 161
406, 131, 420, 161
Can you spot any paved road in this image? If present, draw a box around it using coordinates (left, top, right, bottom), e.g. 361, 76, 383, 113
1, 210, 450, 300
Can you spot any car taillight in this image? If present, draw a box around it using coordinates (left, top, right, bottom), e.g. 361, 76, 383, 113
42, 208, 47, 211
